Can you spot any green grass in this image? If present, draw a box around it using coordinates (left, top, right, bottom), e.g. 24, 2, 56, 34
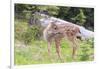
14, 40, 70, 65
14, 39, 94, 65
14, 20, 94, 65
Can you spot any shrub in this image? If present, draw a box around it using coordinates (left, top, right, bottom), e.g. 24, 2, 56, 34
79, 38, 94, 61
14, 20, 27, 41
22, 26, 42, 44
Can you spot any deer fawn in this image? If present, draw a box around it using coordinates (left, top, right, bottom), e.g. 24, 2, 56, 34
43, 21, 81, 60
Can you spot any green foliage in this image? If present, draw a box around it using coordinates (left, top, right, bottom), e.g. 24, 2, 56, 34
15, 19, 42, 45
14, 20, 28, 40
57, 7, 70, 19
15, 4, 94, 29
71, 9, 86, 25
35, 5, 60, 16
22, 26, 42, 44
79, 38, 94, 61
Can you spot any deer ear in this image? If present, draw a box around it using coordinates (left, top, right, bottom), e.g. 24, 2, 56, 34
51, 22, 56, 26
51, 22, 58, 29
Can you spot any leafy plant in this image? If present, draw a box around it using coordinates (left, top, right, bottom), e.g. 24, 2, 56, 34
22, 26, 42, 44
79, 38, 94, 61
71, 9, 86, 26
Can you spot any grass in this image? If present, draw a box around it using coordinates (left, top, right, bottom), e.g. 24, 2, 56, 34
15, 40, 72, 65
14, 39, 94, 65
14, 20, 94, 65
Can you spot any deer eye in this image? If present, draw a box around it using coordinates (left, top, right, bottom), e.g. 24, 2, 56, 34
54, 26, 57, 30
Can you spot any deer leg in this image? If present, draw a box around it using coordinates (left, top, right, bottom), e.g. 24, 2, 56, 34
47, 40, 52, 57
72, 46, 77, 60
55, 38, 62, 59
67, 36, 78, 60
71, 38, 79, 60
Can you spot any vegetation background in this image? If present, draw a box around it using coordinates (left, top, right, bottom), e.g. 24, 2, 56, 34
14, 4, 94, 65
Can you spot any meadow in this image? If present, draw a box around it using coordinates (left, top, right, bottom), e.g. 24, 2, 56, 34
14, 20, 94, 65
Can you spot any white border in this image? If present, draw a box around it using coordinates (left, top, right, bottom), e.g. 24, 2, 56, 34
10, 0, 98, 69
11, 0, 14, 69
0, 0, 10, 69
13, 0, 95, 8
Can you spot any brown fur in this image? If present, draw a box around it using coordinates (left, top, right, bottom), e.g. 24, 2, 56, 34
43, 22, 80, 60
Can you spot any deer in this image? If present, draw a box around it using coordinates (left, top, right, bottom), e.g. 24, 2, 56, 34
29, 11, 93, 60
43, 21, 82, 60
